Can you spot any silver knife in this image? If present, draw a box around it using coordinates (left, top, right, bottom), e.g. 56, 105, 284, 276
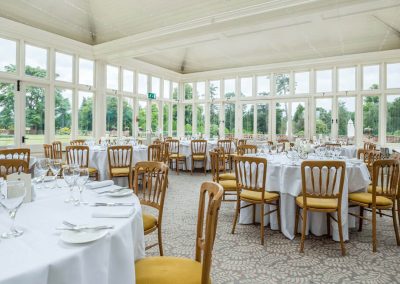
56, 225, 114, 231
89, 202, 134, 207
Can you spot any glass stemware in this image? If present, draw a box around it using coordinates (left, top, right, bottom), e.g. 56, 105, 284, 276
0, 180, 26, 238
75, 168, 89, 205
63, 165, 79, 203
35, 158, 49, 189
49, 159, 62, 188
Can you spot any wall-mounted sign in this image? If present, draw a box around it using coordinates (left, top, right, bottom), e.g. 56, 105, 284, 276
148, 92, 156, 100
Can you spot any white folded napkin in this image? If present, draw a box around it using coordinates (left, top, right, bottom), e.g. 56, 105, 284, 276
86, 180, 114, 189
92, 207, 135, 218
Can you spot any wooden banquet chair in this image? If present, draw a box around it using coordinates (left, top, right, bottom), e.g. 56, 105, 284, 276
135, 181, 223, 284
238, 139, 247, 146
70, 139, 86, 146
167, 139, 187, 175
52, 141, 63, 160
231, 156, 280, 245
160, 142, 169, 164
65, 146, 99, 180
294, 160, 346, 256
191, 140, 207, 175
148, 144, 162, 162
210, 149, 237, 201
237, 144, 257, 155
218, 139, 233, 171
107, 145, 132, 188
0, 148, 30, 166
43, 144, 53, 159
349, 159, 400, 252
0, 159, 29, 178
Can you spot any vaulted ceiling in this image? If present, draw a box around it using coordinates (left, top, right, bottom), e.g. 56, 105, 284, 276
1, 0, 400, 73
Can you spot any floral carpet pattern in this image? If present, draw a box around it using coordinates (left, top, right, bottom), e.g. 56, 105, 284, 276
145, 172, 400, 283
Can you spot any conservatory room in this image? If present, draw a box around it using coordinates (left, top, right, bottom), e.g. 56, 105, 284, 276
0, 0, 400, 283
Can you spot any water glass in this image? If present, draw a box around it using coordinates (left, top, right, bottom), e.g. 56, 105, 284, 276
49, 159, 62, 188
75, 168, 89, 205
63, 165, 79, 203
35, 158, 49, 188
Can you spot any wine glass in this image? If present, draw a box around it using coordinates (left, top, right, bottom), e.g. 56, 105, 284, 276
35, 158, 49, 189
0, 180, 26, 238
49, 159, 62, 188
75, 168, 89, 205
63, 165, 79, 203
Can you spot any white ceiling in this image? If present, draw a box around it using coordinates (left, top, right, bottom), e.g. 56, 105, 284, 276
1, 0, 400, 73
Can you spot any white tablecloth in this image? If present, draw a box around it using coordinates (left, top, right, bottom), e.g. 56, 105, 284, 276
340, 145, 357, 158
238, 154, 370, 241
0, 181, 145, 284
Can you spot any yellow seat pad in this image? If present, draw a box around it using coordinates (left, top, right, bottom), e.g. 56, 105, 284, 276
349, 192, 393, 207
192, 154, 206, 160
241, 190, 279, 201
88, 167, 98, 174
219, 173, 236, 180
143, 213, 157, 231
296, 196, 338, 209
170, 154, 186, 159
111, 167, 130, 175
367, 185, 383, 194
135, 256, 210, 284
219, 180, 236, 191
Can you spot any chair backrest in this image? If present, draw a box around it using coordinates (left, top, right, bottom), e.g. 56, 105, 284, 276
0, 159, 29, 178
357, 148, 367, 162
52, 141, 63, 159
209, 148, 226, 181
160, 142, 169, 163
365, 150, 382, 175
43, 144, 53, 159
107, 146, 133, 170
167, 139, 180, 155
238, 139, 247, 146
0, 148, 30, 165
234, 156, 267, 196
371, 159, 399, 199
364, 142, 377, 151
267, 141, 274, 146
237, 144, 257, 155
70, 139, 86, 146
217, 140, 232, 155
191, 140, 207, 155
153, 138, 162, 144
300, 161, 346, 206
148, 144, 162, 162
194, 181, 223, 284
277, 138, 289, 143
325, 143, 341, 149
65, 146, 89, 167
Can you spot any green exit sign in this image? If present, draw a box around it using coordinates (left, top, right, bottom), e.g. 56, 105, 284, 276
148, 92, 156, 100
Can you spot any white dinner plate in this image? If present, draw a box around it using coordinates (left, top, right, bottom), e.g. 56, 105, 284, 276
106, 188, 132, 197
60, 229, 109, 244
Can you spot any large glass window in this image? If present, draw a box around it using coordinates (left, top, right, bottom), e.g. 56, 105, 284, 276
315, 98, 332, 136
338, 67, 356, 91
122, 97, 134, 137
210, 103, 220, 137
316, 70, 332, 93
275, 74, 290, 96
55, 88, 72, 143
338, 97, 356, 144
197, 82, 205, 100
362, 96, 379, 142
78, 91, 93, 138
151, 103, 159, 133
257, 103, 269, 136
209, 80, 220, 99
184, 83, 193, 100
151, 77, 160, 97
25, 86, 45, 144
138, 74, 148, 95
295, 72, 309, 94
138, 101, 147, 133
172, 82, 178, 100
291, 102, 305, 138
78, 58, 94, 86
240, 77, 252, 97
163, 104, 169, 136
163, 80, 170, 99
224, 103, 235, 137
0, 38, 16, 73
224, 79, 235, 98
55, 52, 73, 82
172, 104, 178, 136
363, 65, 379, 90
196, 104, 205, 134
257, 76, 270, 96
387, 95, 400, 145
0, 82, 15, 145
184, 105, 192, 135
276, 102, 288, 138
25, 44, 47, 78
106, 96, 118, 137
242, 104, 254, 136
387, 63, 400, 89
106, 65, 119, 90
123, 70, 134, 93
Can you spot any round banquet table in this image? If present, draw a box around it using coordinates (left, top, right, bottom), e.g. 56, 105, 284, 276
0, 181, 145, 284
238, 154, 370, 242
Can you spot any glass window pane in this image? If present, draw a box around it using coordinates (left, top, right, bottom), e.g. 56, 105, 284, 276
338, 97, 356, 144
0, 38, 16, 73
151, 77, 160, 97
387, 63, 400, 89
79, 58, 94, 86
275, 74, 290, 96
106, 96, 118, 137
316, 70, 332, 93
315, 98, 332, 136
26, 86, 45, 144
196, 104, 205, 134
276, 102, 288, 139
363, 65, 379, 90
78, 91, 93, 138
362, 96, 379, 142
123, 70, 134, 92
163, 104, 169, 136
291, 102, 305, 138
123, 97, 134, 136
242, 104, 254, 137
210, 103, 220, 137
106, 65, 119, 90
138, 101, 147, 133
172, 82, 178, 100
163, 80, 170, 99
209, 80, 220, 99
151, 103, 159, 133
224, 103, 235, 137
184, 83, 193, 100
25, 44, 47, 78
224, 79, 235, 98
241, 77, 252, 97
386, 95, 400, 145
55, 88, 72, 143
0, 82, 15, 145
257, 76, 270, 96
197, 82, 205, 100
172, 104, 178, 136
184, 105, 192, 135
295, 72, 309, 94
138, 74, 148, 95
338, 67, 356, 91
257, 103, 269, 136
55, 52, 73, 82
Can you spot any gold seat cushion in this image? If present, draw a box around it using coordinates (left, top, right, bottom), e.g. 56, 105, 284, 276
111, 167, 130, 176
219, 180, 237, 191
170, 154, 186, 159
88, 167, 98, 174
241, 190, 279, 202
219, 173, 236, 180
143, 213, 157, 231
135, 256, 210, 284
296, 196, 338, 209
367, 185, 383, 194
349, 192, 393, 207
192, 154, 206, 160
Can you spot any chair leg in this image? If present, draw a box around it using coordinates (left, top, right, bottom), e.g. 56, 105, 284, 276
294, 206, 299, 236
392, 206, 400, 246
358, 206, 364, 232
231, 199, 240, 234
372, 206, 377, 252
260, 203, 265, 245
191, 158, 194, 175
252, 204, 256, 224
300, 208, 307, 253
158, 227, 164, 256
204, 158, 207, 175
397, 198, 400, 227
276, 201, 281, 232
176, 159, 179, 175
326, 213, 331, 236
337, 210, 346, 256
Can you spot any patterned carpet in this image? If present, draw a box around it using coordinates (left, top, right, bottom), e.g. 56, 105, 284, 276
144, 171, 400, 283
